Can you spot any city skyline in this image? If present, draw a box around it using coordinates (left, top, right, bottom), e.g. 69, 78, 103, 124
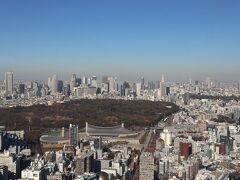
1, 1, 240, 179
0, 1, 240, 81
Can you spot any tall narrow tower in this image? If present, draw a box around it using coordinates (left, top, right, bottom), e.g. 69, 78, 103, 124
160, 74, 166, 98
141, 77, 145, 90
4, 72, 14, 95
238, 80, 240, 92
51, 74, 58, 95
70, 74, 77, 93
69, 124, 79, 146
161, 74, 165, 83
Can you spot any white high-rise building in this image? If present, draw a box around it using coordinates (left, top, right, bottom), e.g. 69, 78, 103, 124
0, 150, 20, 178
108, 77, 115, 92
70, 74, 77, 93
47, 77, 52, 90
159, 74, 166, 99
82, 76, 86, 85
21, 168, 45, 180
161, 74, 165, 83
206, 77, 211, 88
87, 77, 91, 85
51, 74, 58, 95
160, 129, 172, 146
91, 76, 97, 87
136, 83, 141, 97
4, 72, 14, 95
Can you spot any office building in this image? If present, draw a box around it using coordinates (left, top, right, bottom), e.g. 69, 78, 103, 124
166, 86, 170, 95
47, 77, 52, 90
0, 165, 8, 180
69, 124, 79, 146
195, 80, 199, 86
18, 84, 25, 95
183, 93, 190, 105
238, 80, 240, 92
91, 76, 97, 87
76, 78, 81, 86
57, 80, 63, 93
108, 77, 115, 92
139, 152, 154, 180
180, 142, 192, 159
74, 152, 94, 176
156, 138, 165, 150
63, 84, 70, 96
70, 74, 77, 93
136, 83, 141, 97
160, 129, 172, 146
32, 82, 41, 97
75, 157, 85, 176
215, 143, 225, 155
148, 81, 155, 90
87, 77, 91, 86
102, 76, 108, 84
21, 167, 46, 180
219, 135, 233, 155
141, 77, 145, 90
4, 72, 14, 95
0, 151, 20, 179
206, 77, 211, 88
159, 74, 166, 98
51, 74, 58, 95
82, 76, 86, 85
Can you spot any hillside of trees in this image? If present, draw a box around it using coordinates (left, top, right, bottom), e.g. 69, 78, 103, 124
0, 99, 179, 151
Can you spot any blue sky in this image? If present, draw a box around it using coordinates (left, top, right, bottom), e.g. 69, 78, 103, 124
0, 0, 240, 81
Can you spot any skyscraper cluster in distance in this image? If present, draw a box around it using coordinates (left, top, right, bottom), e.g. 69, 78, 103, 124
1, 71, 240, 108
0, 72, 173, 105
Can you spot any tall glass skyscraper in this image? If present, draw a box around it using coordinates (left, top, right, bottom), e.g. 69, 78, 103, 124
51, 74, 58, 95
69, 124, 79, 146
4, 72, 13, 95
141, 77, 145, 90
70, 74, 77, 93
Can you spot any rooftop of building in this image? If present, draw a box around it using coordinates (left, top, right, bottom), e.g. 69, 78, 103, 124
40, 129, 69, 144
82, 122, 137, 137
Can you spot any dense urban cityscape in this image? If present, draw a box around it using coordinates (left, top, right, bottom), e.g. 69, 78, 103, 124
1, 1, 240, 180
0, 72, 240, 179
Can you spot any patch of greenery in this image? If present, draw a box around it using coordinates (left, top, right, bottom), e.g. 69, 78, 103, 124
0, 99, 179, 152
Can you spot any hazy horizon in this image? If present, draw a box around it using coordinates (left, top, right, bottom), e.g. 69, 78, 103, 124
0, 71, 239, 84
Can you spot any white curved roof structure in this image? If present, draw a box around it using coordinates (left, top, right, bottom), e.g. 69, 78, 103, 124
83, 122, 137, 137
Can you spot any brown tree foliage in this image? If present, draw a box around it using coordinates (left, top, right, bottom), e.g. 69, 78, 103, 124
0, 99, 179, 145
